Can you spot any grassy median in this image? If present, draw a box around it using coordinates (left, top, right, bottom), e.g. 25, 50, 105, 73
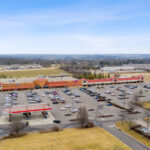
0, 127, 131, 150
115, 121, 150, 147
140, 101, 150, 109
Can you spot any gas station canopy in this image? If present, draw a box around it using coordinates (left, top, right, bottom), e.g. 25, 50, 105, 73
2, 103, 52, 115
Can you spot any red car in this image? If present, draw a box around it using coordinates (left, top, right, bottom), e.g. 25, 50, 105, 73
97, 99, 103, 101
60, 100, 66, 104
53, 92, 58, 95
52, 99, 59, 102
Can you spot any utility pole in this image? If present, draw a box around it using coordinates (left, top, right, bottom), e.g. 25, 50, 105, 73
121, 90, 126, 111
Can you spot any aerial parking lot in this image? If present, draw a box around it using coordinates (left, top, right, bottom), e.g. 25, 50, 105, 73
89, 83, 150, 109
0, 82, 150, 126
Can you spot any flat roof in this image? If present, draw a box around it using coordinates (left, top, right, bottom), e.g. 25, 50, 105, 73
2, 103, 52, 115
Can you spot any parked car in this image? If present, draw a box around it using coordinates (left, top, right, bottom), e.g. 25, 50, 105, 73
53, 120, 61, 124
42, 93, 45, 97
70, 108, 78, 113
75, 99, 81, 103
64, 113, 72, 116
60, 100, 66, 104
62, 89, 70, 93
105, 90, 111, 94
127, 91, 133, 95
118, 96, 129, 99
60, 107, 67, 111
73, 93, 80, 97
94, 97, 99, 100
4, 103, 11, 107
106, 103, 112, 106
71, 96, 75, 99
29, 100, 36, 103
12, 101, 19, 105
66, 92, 72, 95
89, 93, 95, 96
88, 108, 94, 111
45, 91, 50, 94
65, 104, 71, 108
110, 85, 114, 88
53, 101, 59, 104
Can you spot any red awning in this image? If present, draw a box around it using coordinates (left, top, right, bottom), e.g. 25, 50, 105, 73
2, 86, 34, 90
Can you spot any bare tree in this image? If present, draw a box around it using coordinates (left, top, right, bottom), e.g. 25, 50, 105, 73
128, 101, 135, 112
9, 118, 28, 135
145, 110, 150, 129
138, 89, 144, 97
121, 90, 127, 110
77, 106, 89, 128
119, 112, 127, 125
132, 94, 140, 105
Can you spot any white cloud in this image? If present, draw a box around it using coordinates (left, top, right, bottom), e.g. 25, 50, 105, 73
0, 11, 120, 27
0, 33, 149, 54
0, 34, 112, 54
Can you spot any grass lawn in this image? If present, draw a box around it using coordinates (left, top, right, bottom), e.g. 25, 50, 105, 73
0, 127, 131, 150
0, 68, 70, 78
144, 117, 150, 122
115, 121, 150, 147
140, 101, 150, 109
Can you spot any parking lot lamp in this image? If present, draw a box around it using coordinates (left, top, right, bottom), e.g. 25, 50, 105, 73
121, 90, 127, 111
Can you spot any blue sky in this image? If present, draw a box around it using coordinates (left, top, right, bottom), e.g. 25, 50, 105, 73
0, 0, 150, 54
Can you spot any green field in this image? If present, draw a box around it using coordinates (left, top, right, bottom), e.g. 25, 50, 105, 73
0, 127, 131, 150
0, 68, 70, 78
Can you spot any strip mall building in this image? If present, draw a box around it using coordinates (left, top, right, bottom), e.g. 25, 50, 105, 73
0, 76, 144, 91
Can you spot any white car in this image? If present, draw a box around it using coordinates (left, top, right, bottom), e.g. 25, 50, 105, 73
60, 107, 67, 111
13, 101, 19, 105
118, 93, 124, 96
48, 94, 52, 98
29, 100, 35, 103
60, 98, 65, 101
65, 104, 72, 108
105, 90, 111, 94
5, 99, 11, 103
64, 112, 72, 116
70, 108, 78, 113
128, 92, 133, 95
73, 98, 79, 101
5, 97, 11, 100
75, 99, 81, 103
4, 103, 11, 107
5, 94, 11, 97
42, 93, 45, 97
71, 96, 75, 99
